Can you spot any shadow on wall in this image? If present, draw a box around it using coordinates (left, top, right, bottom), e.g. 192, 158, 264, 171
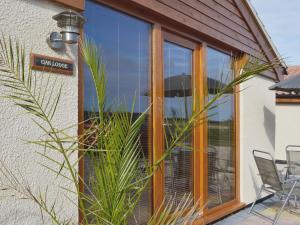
263, 106, 275, 151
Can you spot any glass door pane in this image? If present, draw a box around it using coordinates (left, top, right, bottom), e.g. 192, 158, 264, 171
163, 41, 193, 208
206, 47, 235, 208
84, 2, 152, 224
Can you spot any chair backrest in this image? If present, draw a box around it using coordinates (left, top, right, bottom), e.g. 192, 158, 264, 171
253, 150, 283, 192
286, 145, 300, 175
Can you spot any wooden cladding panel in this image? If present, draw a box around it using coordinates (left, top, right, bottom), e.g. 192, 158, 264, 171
158, 0, 260, 53
187, 0, 252, 37
51, 0, 84, 11
161, 0, 256, 44
130, 0, 261, 57
233, 0, 283, 80
157, 0, 278, 79
214, 0, 243, 18
197, 0, 249, 31
128, 0, 272, 60
227, 0, 236, 4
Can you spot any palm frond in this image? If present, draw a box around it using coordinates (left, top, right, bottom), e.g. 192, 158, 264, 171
80, 38, 106, 123
84, 109, 149, 225
0, 160, 69, 225
147, 194, 202, 225
0, 37, 63, 125
0, 35, 88, 224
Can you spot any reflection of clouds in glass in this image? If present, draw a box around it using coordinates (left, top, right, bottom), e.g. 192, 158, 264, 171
207, 49, 232, 86
208, 94, 233, 122
164, 42, 192, 79
164, 42, 193, 119
164, 97, 193, 119
207, 48, 235, 208
163, 40, 193, 208
84, 2, 151, 114
84, 2, 152, 222
207, 48, 233, 122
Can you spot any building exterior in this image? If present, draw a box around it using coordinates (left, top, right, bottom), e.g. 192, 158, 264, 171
275, 66, 300, 160
0, 0, 286, 224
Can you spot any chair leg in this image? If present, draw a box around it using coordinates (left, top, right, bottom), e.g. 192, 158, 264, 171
273, 182, 297, 225
218, 185, 223, 204
249, 184, 264, 214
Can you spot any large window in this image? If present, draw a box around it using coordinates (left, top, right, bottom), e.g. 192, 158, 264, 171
83, 1, 239, 222
206, 48, 235, 208
84, 1, 152, 224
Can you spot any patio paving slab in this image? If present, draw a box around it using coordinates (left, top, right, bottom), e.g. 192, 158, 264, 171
213, 196, 300, 225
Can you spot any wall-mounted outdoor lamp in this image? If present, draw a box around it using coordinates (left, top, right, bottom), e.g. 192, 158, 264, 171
48, 10, 86, 50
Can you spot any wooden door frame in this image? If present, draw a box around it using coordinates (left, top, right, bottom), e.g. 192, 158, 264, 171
152, 23, 164, 210
152, 30, 243, 221
153, 30, 201, 211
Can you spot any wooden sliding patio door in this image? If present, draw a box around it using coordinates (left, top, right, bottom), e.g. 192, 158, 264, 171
83, 2, 239, 222
152, 31, 204, 211
152, 31, 238, 216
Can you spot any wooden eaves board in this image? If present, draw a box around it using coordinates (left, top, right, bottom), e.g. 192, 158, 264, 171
233, 0, 286, 80
51, 0, 84, 11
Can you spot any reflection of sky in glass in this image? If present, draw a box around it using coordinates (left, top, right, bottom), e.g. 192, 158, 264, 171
207, 48, 233, 122
207, 49, 235, 208
84, 1, 151, 113
164, 42, 192, 119
163, 41, 193, 207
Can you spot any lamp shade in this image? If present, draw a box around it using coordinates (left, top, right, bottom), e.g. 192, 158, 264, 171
52, 10, 86, 44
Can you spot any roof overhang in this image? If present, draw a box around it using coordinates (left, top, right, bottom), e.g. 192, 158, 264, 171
239, 0, 288, 81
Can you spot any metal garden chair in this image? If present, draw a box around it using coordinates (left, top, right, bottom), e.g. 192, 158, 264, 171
285, 145, 300, 207
249, 150, 300, 225
286, 145, 300, 178
207, 147, 223, 205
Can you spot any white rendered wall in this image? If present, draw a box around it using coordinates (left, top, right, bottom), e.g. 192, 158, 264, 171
0, 0, 78, 224
275, 104, 300, 160
240, 76, 276, 204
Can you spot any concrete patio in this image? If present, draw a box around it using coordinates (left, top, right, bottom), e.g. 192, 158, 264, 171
214, 196, 300, 225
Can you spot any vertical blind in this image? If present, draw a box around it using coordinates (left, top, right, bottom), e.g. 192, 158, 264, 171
206, 48, 235, 208
84, 1, 152, 224
163, 41, 193, 208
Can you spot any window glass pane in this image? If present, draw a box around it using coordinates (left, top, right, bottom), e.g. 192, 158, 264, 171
164, 41, 193, 208
84, 1, 152, 224
207, 48, 235, 208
